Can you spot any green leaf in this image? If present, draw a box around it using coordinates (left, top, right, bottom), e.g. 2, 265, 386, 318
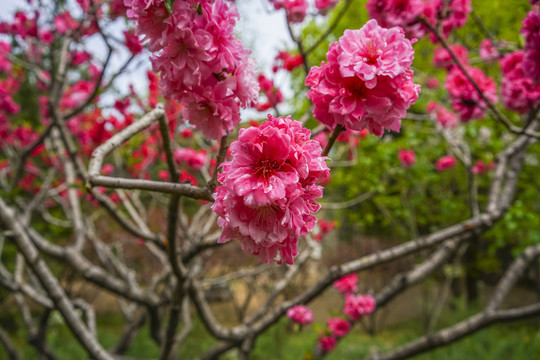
164, 0, 175, 13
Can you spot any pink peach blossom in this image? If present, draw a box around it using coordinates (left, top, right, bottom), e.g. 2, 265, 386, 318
318, 336, 337, 352
212, 115, 329, 265
316, 0, 340, 13
445, 66, 497, 121
286, 305, 313, 325
435, 155, 456, 171
398, 149, 415, 167
327, 318, 350, 337
334, 273, 358, 294
306, 20, 420, 137
344, 293, 376, 320
366, 0, 426, 39
433, 44, 469, 70
479, 39, 499, 61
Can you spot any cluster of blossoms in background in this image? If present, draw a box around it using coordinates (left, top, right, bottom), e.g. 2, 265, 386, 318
212, 115, 329, 265
268, 0, 339, 22
367, 0, 471, 41
398, 149, 416, 167
254, 74, 284, 112
317, 274, 375, 353
427, 102, 459, 128
500, 50, 540, 113
305, 19, 420, 137
432, 44, 469, 70
286, 305, 313, 325
435, 155, 456, 172
445, 66, 497, 121
521, 4, 540, 83
125, 0, 259, 140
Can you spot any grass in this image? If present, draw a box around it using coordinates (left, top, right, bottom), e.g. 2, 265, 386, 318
1, 299, 540, 359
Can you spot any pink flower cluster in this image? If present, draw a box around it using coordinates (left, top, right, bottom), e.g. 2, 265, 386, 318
313, 218, 336, 242
173, 148, 207, 170
427, 102, 459, 128
500, 51, 540, 114
432, 44, 468, 70
269, 0, 308, 23
479, 39, 499, 61
317, 318, 350, 353
521, 8, 540, 83
306, 20, 420, 137
273, 51, 304, 72
254, 74, 283, 112
472, 161, 495, 174
435, 155, 456, 171
334, 273, 358, 294
367, 0, 471, 41
212, 115, 329, 265
286, 305, 313, 325
315, 0, 340, 13
327, 318, 350, 337
398, 149, 415, 167
366, 0, 425, 38
125, 0, 259, 140
344, 293, 376, 321
445, 66, 497, 121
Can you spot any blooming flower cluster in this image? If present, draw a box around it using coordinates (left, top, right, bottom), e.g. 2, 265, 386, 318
445, 66, 497, 121
254, 74, 283, 112
269, 0, 308, 23
212, 115, 329, 265
173, 148, 207, 170
125, 0, 259, 140
318, 335, 337, 352
344, 293, 376, 320
286, 305, 313, 325
500, 51, 540, 114
305, 19, 420, 137
427, 102, 459, 128
398, 149, 416, 167
327, 318, 350, 337
521, 6, 540, 83
313, 218, 336, 242
367, 0, 471, 41
479, 39, 499, 61
315, 0, 340, 13
472, 160, 495, 174
432, 44, 468, 70
435, 155, 456, 171
334, 273, 358, 294
273, 51, 304, 72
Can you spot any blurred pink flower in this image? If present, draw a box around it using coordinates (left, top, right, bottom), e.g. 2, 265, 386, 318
174, 148, 207, 170
433, 44, 469, 70
445, 66, 497, 121
327, 318, 350, 337
334, 273, 358, 294
500, 51, 540, 113
435, 155, 456, 171
315, 0, 339, 13
398, 149, 415, 167
344, 293, 376, 320
472, 161, 495, 174
286, 305, 313, 325
479, 39, 499, 61
366, 0, 425, 39
318, 336, 337, 352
